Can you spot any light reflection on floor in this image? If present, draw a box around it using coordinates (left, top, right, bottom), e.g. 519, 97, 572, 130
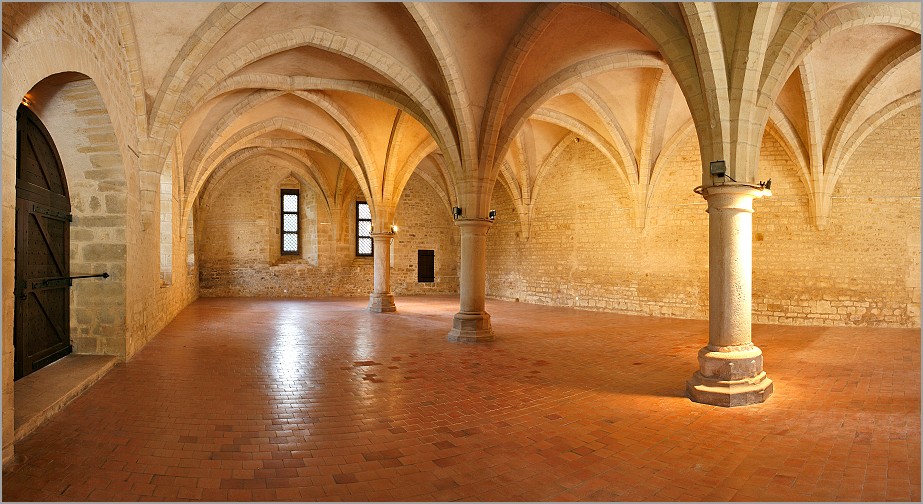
2, 295, 919, 502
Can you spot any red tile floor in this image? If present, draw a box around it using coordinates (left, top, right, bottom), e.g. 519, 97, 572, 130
3, 295, 920, 501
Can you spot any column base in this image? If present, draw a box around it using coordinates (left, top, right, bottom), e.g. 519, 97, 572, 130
368, 293, 396, 313
447, 312, 494, 343
686, 345, 773, 406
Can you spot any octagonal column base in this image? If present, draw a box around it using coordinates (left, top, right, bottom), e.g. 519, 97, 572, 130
687, 344, 772, 406
447, 312, 494, 343
368, 293, 396, 313
687, 372, 773, 407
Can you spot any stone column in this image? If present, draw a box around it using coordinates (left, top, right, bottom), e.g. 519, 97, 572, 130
687, 185, 773, 406
368, 232, 396, 313
448, 218, 494, 342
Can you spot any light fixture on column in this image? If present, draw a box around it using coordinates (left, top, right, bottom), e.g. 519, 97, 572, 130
391, 225, 398, 233
709, 160, 726, 178
21, 96, 32, 107
488, 209, 496, 221
452, 207, 462, 220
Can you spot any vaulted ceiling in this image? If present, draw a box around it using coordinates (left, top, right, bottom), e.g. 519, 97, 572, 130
115, 2, 920, 227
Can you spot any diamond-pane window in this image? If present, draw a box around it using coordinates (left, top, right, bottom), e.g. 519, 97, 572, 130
356, 202, 373, 257
358, 221, 371, 236
283, 214, 298, 232
282, 233, 298, 252
282, 194, 298, 212
358, 237, 373, 255
280, 189, 299, 255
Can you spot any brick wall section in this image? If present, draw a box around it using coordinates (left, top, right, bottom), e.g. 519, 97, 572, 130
488, 106, 920, 328
198, 164, 458, 298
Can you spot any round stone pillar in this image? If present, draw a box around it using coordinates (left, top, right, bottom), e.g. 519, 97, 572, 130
448, 218, 494, 342
687, 185, 773, 406
368, 232, 396, 313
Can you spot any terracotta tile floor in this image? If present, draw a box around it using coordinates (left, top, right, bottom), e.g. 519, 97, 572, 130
3, 295, 920, 502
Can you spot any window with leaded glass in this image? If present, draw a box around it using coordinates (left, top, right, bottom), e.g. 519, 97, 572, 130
356, 202, 372, 257
281, 189, 299, 255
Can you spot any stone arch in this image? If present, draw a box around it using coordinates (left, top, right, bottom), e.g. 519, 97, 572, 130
151, 25, 462, 181
492, 51, 665, 187
147, 2, 261, 134
531, 109, 631, 192
184, 89, 377, 197
828, 93, 922, 191
824, 40, 921, 168
391, 137, 443, 210
529, 132, 581, 214
402, 2, 476, 169
1, 8, 141, 462
185, 117, 372, 224
787, 3, 922, 84
21, 74, 129, 359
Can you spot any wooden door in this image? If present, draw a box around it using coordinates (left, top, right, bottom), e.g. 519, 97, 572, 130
14, 104, 72, 380
418, 249, 435, 283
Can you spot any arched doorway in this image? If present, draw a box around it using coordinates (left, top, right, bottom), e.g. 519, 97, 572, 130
14, 104, 71, 379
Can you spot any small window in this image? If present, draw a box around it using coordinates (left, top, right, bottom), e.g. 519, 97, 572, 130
356, 202, 372, 257
281, 189, 299, 255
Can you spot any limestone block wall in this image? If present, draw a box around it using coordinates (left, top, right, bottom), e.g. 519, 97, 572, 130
488, 135, 709, 318
198, 164, 459, 298
392, 174, 460, 294
2, 3, 200, 464
752, 106, 921, 327
31, 79, 129, 357
487, 106, 921, 328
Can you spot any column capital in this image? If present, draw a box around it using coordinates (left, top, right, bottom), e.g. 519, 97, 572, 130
699, 184, 770, 213
453, 217, 493, 231
369, 231, 395, 240
698, 184, 770, 199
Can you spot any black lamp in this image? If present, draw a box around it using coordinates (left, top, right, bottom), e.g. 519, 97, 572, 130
452, 207, 462, 220
488, 209, 496, 221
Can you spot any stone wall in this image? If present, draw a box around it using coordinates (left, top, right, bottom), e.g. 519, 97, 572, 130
752, 106, 921, 327
198, 163, 459, 298
487, 106, 921, 328
2, 3, 200, 464
392, 174, 460, 294
488, 133, 709, 318
31, 78, 129, 357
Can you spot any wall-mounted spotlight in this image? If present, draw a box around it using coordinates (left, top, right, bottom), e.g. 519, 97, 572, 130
709, 160, 726, 178
452, 206, 462, 220
21, 96, 32, 108
391, 225, 398, 233
760, 178, 772, 191
488, 209, 497, 221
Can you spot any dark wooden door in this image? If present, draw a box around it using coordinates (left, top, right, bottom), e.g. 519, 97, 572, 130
14, 104, 72, 380
418, 249, 435, 283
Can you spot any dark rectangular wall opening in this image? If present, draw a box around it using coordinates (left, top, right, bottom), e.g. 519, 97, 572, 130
418, 249, 435, 282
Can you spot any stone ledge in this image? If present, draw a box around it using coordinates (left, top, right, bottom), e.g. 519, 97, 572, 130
14, 354, 118, 443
